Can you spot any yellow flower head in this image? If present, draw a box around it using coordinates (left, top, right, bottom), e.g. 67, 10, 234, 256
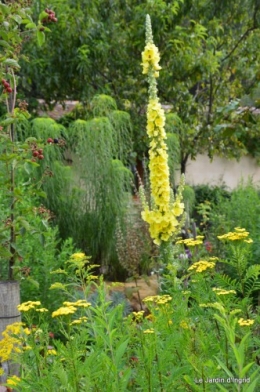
52, 306, 77, 318
141, 43, 161, 75
6, 375, 21, 387
49, 282, 67, 290
143, 328, 155, 334
70, 252, 86, 260
238, 318, 254, 327
140, 15, 185, 246
17, 301, 41, 312
212, 288, 236, 295
188, 260, 215, 273
217, 228, 251, 242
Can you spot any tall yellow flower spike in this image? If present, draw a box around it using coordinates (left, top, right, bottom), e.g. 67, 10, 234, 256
140, 15, 184, 246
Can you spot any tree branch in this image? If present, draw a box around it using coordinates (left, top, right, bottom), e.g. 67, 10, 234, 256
221, 3, 259, 63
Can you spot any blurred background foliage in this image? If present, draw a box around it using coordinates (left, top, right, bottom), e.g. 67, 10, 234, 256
17, 0, 260, 171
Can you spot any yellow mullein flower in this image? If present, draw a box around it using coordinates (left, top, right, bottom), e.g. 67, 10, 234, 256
141, 42, 161, 75
140, 15, 184, 246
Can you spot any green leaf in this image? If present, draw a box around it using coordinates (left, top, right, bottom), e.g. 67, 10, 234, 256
0, 247, 12, 258
21, 18, 33, 25
10, 15, 22, 24
240, 362, 255, 378
19, 219, 31, 231
217, 385, 230, 391
0, 40, 12, 49
26, 277, 40, 289
36, 30, 45, 47
243, 377, 260, 392
214, 357, 234, 379
23, 162, 32, 175
115, 338, 129, 367
0, 117, 16, 126
1, 58, 20, 68
0, 4, 9, 15
25, 22, 36, 30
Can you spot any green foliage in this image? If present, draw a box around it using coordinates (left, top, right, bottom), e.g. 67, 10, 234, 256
2, 242, 260, 391
0, 0, 54, 280
182, 185, 196, 217
18, 0, 260, 169
22, 98, 134, 274
208, 182, 260, 251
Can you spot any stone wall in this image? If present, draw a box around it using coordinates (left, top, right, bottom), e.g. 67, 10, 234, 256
184, 154, 260, 190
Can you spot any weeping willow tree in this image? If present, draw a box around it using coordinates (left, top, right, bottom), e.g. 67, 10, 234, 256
25, 95, 133, 276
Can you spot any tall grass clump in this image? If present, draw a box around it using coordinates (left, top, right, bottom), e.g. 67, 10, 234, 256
24, 96, 134, 275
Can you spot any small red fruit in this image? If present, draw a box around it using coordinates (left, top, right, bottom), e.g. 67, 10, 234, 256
6, 87, 12, 93
47, 138, 53, 143
33, 150, 39, 157
38, 154, 44, 160
38, 148, 43, 154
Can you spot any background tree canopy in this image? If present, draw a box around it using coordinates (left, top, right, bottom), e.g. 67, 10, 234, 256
19, 0, 260, 172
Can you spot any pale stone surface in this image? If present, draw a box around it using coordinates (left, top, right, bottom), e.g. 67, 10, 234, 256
184, 154, 260, 190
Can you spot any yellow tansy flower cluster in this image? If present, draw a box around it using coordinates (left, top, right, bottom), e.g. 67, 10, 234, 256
70, 316, 88, 326
17, 301, 42, 312
52, 306, 77, 318
0, 322, 24, 362
63, 300, 91, 308
6, 375, 21, 387
180, 320, 189, 329
212, 288, 236, 295
132, 311, 145, 322
217, 227, 253, 243
176, 237, 204, 246
238, 318, 254, 326
52, 300, 91, 318
143, 328, 155, 334
140, 15, 184, 245
188, 260, 215, 273
70, 252, 86, 259
143, 294, 172, 305
47, 348, 57, 356
49, 282, 67, 290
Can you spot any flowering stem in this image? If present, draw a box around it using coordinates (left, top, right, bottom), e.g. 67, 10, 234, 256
140, 15, 184, 248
